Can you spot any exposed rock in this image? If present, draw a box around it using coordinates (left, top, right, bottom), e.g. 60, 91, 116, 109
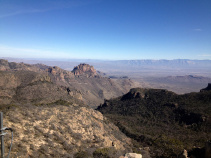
72, 63, 97, 77
47, 66, 74, 84
125, 153, 142, 158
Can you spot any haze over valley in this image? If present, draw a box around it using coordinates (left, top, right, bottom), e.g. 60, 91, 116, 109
4, 57, 211, 94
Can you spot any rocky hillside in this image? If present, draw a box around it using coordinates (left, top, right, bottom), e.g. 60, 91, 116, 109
0, 59, 137, 107
97, 85, 211, 157
0, 59, 153, 157
1, 103, 133, 157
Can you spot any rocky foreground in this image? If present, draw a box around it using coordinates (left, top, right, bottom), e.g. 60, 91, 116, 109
2, 103, 134, 157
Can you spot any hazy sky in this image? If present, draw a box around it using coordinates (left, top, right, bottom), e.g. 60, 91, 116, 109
0, 0, 211, 60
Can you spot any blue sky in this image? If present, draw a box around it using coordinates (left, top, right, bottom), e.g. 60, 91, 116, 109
0, 0, 211, 60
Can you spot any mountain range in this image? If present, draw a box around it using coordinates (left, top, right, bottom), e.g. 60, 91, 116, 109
0, 59, 137, 157
0, 59, 137, 107
0, 59, 210, 158
3, 58, 211, 94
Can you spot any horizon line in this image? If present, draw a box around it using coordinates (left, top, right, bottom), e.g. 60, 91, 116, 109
1, 57, 211, 61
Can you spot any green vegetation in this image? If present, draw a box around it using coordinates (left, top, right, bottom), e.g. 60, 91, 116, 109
93, 147, 119, 158
97, 88, 211, 157
93, 147, 111, 158
74, 150, 92, 158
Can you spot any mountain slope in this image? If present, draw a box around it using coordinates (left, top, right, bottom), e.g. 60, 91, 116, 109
97, 86, 211, 157
0, 59, 137, 107
0, 59, 136, 157
1, 104, 133, 157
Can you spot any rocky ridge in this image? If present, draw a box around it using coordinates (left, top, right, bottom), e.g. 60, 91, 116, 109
0, 59, 137, 107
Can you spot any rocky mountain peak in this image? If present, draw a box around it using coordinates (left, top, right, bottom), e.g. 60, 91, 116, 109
72, 63, 97, 77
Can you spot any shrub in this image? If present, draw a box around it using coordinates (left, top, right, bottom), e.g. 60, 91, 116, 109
74, 150, 92, 158
93, 147, 117, 158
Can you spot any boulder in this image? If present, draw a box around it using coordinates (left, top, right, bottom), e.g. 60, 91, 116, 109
125, 153, 142, 158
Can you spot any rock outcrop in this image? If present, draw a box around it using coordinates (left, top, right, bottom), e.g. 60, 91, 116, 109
124, 153, 142, 158
72, 63, 97, 77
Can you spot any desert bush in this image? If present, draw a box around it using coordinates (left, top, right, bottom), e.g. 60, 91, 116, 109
30, 144, 35, 150
63, 141, 73, 151
72, 132, 83, 140
93, 147, 117, 158
39, 144, 49, 154
74, 150, 92, 158
50, 123, 57, 130
44, 132, 53, 139
51, 99, 71, 106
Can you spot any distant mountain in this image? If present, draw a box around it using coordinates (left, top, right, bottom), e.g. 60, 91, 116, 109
111, 59, 211, 68
0, 59, 137, 107
97, 86, 211, 157
4, 58, 211, 70
160, 75, 211, 83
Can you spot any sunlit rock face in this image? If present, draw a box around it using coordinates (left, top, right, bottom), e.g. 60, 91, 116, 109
72, 63, 97, 77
